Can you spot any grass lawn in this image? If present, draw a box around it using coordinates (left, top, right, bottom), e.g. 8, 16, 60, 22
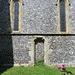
0, 62, 75, 75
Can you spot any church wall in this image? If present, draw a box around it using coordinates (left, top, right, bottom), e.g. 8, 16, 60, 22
0, 0, 75, 67
20, 0, 75, 34
0, 35, 13, 66
0, 35, 75, 67
69, 0, 75, 34
47, 36, 75, 67
0, 0, 75, 34
21, 0, 58, 34
12, 35, 75, 67
0, 0, 11, 33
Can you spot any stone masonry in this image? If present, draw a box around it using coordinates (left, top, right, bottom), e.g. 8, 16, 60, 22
0, 0, 75, 67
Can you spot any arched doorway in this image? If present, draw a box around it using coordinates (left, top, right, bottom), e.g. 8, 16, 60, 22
29, 37, 49, 66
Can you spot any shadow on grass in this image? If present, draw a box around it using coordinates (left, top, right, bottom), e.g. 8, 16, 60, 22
59, 68, 74, 75
66, 70, 73, 75
62, 70, 73, 75
0, 67, 12, 74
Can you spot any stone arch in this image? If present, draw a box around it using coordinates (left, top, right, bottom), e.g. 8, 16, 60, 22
29, 36, 50, 66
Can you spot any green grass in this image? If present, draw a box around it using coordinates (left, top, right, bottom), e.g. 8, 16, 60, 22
0, 62, 75, 75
